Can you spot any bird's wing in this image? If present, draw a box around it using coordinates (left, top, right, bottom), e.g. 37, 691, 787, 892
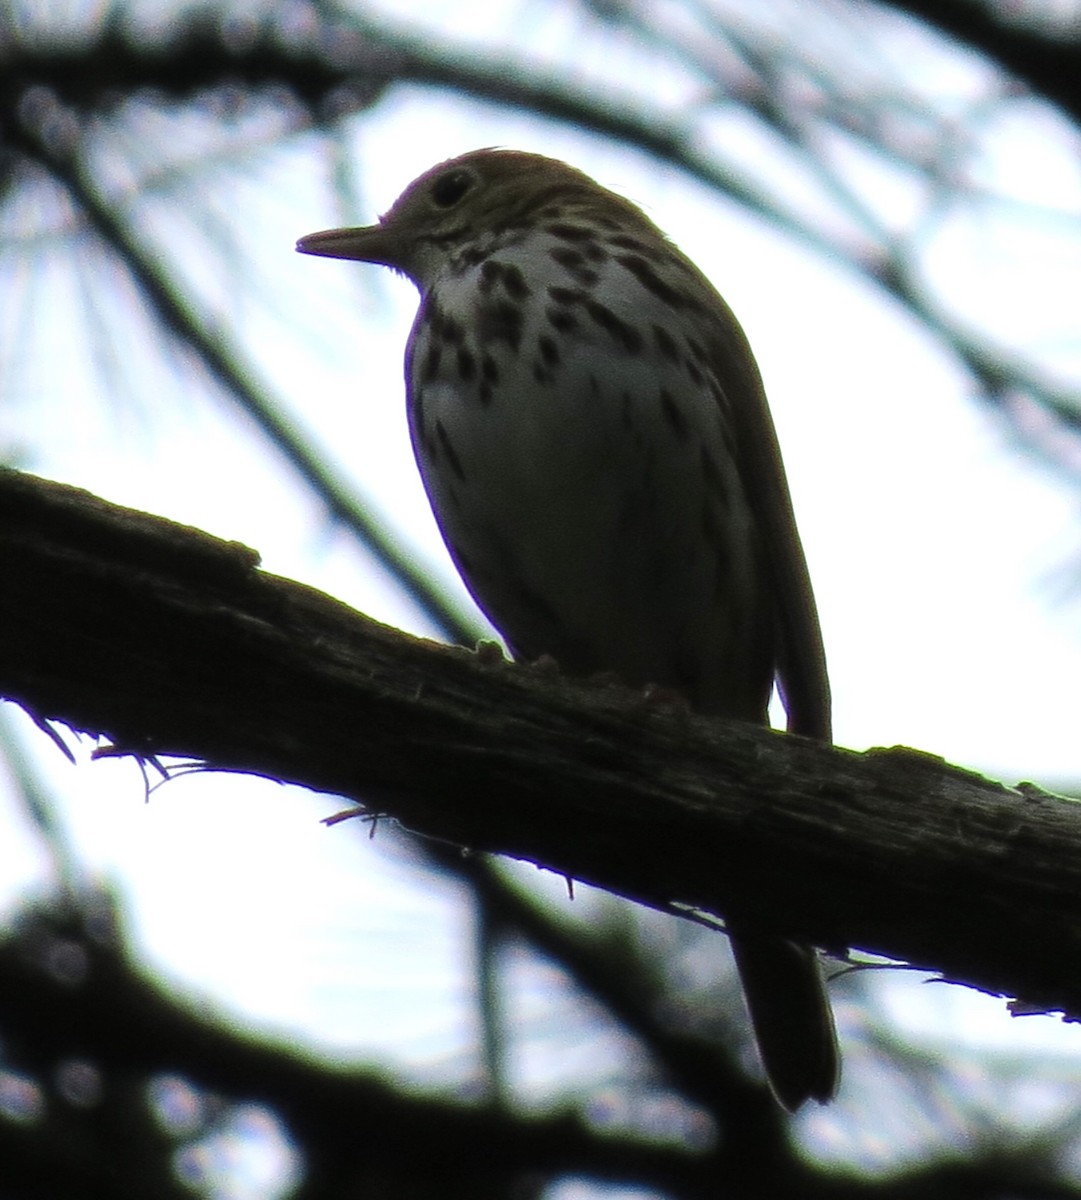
705, 297, 832, 742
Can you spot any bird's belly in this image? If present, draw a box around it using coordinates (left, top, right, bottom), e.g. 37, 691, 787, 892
405, 273, 773, 717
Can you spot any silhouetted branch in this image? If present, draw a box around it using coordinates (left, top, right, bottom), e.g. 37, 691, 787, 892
0, 895, 704, 1199
2, 467, 1080, 1026
876, 0, 1081, 127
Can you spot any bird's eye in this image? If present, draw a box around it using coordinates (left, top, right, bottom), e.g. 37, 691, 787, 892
430, 169, 474, 209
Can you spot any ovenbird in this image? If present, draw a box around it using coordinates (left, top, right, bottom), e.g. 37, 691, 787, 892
297, 149, 837, 1109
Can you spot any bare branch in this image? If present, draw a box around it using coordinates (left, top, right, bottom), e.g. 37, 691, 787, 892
2, 467, 1080, 1024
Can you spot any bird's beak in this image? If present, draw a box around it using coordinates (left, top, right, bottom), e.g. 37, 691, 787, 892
296, 223, 397, 266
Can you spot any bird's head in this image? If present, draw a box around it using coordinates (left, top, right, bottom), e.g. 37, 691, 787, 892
296, 148, 655, 287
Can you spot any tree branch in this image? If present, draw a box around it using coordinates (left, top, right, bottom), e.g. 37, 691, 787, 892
0, 895, 703, 1197
875, 0, 1081, 128
2, 468, 1079, 1023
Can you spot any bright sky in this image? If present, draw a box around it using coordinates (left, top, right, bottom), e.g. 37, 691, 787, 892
4, 1, 1081, 1186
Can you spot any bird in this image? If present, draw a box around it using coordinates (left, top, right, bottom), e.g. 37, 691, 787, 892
297, 148, 838, 1109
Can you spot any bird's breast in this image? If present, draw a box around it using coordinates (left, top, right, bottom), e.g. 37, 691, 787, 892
402, 230, 773, 716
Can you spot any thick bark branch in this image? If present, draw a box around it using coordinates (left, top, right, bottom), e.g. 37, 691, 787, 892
1, 468, 1078, 1023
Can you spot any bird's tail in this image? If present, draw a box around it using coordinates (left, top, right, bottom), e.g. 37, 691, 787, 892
728, 927, 839, 1110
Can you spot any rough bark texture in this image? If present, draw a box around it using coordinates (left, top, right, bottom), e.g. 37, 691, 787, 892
2, 467, 1079, 1021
